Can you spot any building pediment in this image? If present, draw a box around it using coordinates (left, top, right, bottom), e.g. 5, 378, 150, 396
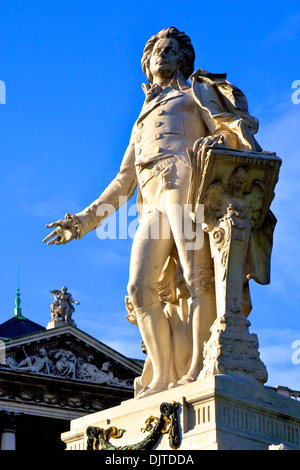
1, 324, 142, 388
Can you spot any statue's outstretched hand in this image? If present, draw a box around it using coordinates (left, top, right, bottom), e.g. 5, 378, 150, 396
43, 216, 76, 245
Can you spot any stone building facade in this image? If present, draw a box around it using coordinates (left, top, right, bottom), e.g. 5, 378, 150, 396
0, 314, 143, 450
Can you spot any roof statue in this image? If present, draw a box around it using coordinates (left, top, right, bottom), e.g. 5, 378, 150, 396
48, 286, 79, 329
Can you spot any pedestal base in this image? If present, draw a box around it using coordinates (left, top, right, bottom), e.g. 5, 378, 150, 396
61, 375, 300, 450
47, 319, 77, 329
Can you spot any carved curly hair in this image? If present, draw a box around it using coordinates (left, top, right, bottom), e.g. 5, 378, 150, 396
141, 27, 195, 83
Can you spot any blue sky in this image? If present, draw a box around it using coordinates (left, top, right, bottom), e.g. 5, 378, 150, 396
1, 0, 299, 389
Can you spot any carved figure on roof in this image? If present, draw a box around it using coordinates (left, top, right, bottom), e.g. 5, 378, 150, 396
50, 286, 80, 324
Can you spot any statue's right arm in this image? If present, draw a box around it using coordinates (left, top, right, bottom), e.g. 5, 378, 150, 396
43, 126, 137, 245
74, 136, 137, 239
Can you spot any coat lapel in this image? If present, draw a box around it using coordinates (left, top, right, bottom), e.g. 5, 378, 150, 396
136, 87, 183, 125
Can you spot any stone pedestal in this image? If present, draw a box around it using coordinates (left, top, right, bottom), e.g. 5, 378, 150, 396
47, 319, 76, 329
61, 375, 300, 450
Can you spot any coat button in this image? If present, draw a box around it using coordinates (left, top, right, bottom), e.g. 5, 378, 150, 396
156, 146, 161, 153
136, 135, 142, 143
157, 109, 164, 115
155, 133, 161, 140
137, 122, 144, 129
137, 148, 142, 155
155, 121, 162, 127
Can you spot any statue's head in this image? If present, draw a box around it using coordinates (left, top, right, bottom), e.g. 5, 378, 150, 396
141, 27, 195, 84
61, 286, 67, 293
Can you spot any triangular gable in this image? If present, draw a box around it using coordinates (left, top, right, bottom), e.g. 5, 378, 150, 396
2, 324, 143, 389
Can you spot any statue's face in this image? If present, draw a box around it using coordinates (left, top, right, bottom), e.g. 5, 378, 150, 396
149, 37, 182, 82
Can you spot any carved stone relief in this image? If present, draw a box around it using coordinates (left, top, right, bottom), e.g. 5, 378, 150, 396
6, 346, 133, 387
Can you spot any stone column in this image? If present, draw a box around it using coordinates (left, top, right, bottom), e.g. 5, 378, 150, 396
0, 412, 17, 450
199, 200, 268, 385
193, 147, 281, 386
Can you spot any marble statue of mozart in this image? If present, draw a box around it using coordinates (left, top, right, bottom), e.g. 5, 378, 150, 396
44, 27, 275, 398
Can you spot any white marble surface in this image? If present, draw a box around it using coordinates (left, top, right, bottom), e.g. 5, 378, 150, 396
62, 374, 300, 450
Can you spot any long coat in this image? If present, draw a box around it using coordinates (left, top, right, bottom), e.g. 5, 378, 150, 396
72, 69, 276, 288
